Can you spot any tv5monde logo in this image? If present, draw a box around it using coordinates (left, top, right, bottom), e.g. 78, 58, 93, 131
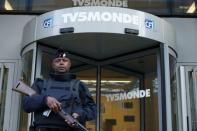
145, 19, 154, 30
43, 18, 53, 28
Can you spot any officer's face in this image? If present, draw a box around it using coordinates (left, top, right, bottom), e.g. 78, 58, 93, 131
52, 57, 71, 73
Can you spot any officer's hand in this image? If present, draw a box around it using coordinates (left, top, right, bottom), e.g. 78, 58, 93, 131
65, 118, 76, 127
45, 96, 61, 112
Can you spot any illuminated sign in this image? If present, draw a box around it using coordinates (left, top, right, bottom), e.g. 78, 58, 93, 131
72, 0, 128, 7
62, 11, 139, 25
106, 89, 151, 101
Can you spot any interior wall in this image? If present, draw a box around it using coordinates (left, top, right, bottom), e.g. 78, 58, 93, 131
0, 15, 35, 60
164, 18, 197, 64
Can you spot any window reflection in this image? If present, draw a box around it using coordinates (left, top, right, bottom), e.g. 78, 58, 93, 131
19, 50, 33, 131
188, 69, 197, 130
75, 68, 97, 131
0, 0, 196, 16
0, 66, 8, 131
100, 72, 141, 131
169, 54, 178, 131
101, 54, 159, 131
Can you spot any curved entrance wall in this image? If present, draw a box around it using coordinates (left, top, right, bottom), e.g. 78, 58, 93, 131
22, 7, 176, 55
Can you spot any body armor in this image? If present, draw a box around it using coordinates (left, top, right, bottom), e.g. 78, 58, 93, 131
34, 74, 80, 129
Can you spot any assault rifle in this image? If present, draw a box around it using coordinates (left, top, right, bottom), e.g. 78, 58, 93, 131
12, 81, 88, 131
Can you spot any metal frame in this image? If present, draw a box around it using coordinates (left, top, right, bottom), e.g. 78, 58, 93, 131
0, 63, 3, 98
179, 66, 188, 131
0, 63, 16, 131
96, 65, 101, 131
0, 59, 20, 131
176, 66, 183, 131
180, 65, 197, 131
191, 67, 197, 130
164, 44, 173, 131
21, 42, 37, 131
157, 47, 163, 131
185, 66, 192, 131
32, 44, 165, 131
175, 60, 197, 131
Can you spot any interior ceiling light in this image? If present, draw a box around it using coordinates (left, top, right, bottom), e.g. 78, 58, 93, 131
4, 0, 13, 10
81, 80, 131, 83
186, 1, 196, 13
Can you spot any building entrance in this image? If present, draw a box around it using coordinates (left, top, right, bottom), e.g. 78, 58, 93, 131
19, 6, 177, 131
19, 45, 161, 131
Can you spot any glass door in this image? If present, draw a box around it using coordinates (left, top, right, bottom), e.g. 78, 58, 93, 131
0, 63, 15, 131
19, 43, 37, 131
184, 66, 197, 131
100, 54, 160, 131
35, 45, 163, 131
190, 67, 197, 130
179, 66, 197, 131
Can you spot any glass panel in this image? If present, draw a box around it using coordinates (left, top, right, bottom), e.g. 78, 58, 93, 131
100, 69, 140, 131
0, 0, 196, 16
101, 54, 159, 131
18, 50, 33, 131
74, 68, 97, 131
0, 65, 9, 131
101, 55, 159, 131
39, 50, 54, 79
169, 54, 178, 131
38, 49, 96, 130
189, 69, 197, 130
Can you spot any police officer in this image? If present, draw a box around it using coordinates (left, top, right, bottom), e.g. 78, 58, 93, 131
23, 49, 96, 131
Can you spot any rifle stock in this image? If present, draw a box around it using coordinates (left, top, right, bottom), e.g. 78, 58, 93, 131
13, 81, 88, 131
12, 81, 36, 96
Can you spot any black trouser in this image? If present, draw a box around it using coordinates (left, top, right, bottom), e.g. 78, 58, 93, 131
36, 127, 77, 131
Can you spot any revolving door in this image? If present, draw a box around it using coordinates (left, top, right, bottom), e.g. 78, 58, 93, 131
19, 6, 177, 131
19, 44, 167, 131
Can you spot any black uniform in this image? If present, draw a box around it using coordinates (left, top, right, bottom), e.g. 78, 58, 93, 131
23, 73, 96, 131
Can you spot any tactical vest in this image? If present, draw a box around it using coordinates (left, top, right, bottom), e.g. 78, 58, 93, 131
34, 78, 81, 128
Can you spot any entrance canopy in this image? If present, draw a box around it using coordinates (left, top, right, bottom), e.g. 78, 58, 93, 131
22, 7, 176, 60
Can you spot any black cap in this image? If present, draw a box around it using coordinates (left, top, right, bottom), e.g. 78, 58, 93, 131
54, 49, 69, 59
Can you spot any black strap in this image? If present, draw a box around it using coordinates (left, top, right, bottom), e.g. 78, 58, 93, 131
70, 79, 80, 113
42, 79, 52, 93
70, 80, 80, 100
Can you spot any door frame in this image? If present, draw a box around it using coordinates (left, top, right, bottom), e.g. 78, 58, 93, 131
35, 44, 166, 131
0, 61, 19, 131
20, 42, 37, 131
179, 65, 197, 131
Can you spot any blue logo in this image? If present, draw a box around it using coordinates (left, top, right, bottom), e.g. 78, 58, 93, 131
43, 18, 53, 28
145, 19, 154, 29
